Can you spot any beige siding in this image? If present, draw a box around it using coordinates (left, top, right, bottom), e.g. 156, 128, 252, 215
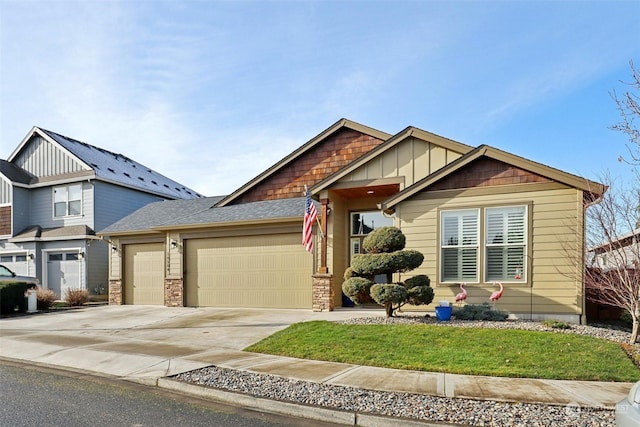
328, 195, 348, 307
185, 233, 312, 308
109, 239, 122, 279
339, 137, 465, 189
397, 184, 584, 318
123, 243, 165, 305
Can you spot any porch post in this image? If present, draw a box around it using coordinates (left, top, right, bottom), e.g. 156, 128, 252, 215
318, 198, 329, 274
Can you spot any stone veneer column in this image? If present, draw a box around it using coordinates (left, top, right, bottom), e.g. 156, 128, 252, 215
165, 278, 184, 307
108, 279, 122, 305
312, 273, 334, 312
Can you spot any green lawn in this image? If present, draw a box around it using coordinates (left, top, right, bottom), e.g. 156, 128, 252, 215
244, 321, 640, 382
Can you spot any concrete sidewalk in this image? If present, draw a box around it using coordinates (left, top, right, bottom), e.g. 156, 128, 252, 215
0, 306, 633, 423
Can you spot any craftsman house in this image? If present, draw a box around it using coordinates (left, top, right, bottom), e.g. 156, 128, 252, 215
100, 118, 605, 323
0, 126, 202, 298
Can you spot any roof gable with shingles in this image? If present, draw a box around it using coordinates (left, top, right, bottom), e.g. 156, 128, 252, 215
216, 118, 391, 207
381, 145, 606, 210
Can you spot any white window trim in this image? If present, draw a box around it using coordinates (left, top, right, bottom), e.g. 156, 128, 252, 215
53, 183, 83, 219
484, 205, 528, 283
440, 208, 480, 284
439, 205, 529, 285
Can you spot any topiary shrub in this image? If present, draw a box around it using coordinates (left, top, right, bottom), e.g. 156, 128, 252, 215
370, 284, 408, 316
341, 277, 374, 304
64, 288, 89, 307
342, 226, 433, 317
453, 302, 508, 321
36, 287, 57, 310
362, 226, 405, 253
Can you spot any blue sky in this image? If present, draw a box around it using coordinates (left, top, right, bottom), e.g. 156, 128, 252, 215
1, 0, 639, 197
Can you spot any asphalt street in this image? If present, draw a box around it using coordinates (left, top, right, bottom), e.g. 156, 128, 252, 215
0, 359, 341, 427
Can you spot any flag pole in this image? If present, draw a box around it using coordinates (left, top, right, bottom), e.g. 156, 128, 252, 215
304, 185, 324, 239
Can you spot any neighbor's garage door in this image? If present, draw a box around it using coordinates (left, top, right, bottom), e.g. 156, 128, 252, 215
185, 234, 312, 308
124, 243, 164, 305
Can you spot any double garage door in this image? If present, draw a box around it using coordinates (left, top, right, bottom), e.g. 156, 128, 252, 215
124, 233, 312, 308
185, 234, 312, 308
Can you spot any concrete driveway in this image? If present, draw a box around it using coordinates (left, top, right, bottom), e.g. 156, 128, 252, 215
0, 305, 383, 383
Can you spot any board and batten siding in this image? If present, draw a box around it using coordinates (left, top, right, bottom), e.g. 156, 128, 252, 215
0, 177, 11, 205
340, 137, 464, 188
396, 183, 585, 319
13, 135, 89, 178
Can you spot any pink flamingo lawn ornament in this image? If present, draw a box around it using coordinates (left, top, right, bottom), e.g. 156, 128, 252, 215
489, 281, 504, 308
455, 283, 467, 305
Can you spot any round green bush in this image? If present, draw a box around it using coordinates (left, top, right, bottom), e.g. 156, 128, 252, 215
362, 226, 405, 254
406, 285, 434, 306
351, 250, 424, 277
370, 283, 408, 305
351, 252, 395, 276
342, 277, 374, 304
404, 274, 431, 288
394, 250, 424, 272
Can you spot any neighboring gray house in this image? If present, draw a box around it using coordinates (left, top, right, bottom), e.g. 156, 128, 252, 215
0, 126, 202, 298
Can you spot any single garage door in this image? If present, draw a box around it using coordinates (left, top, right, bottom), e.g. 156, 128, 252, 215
124, 243, 164, 305
185, 234, 312, 308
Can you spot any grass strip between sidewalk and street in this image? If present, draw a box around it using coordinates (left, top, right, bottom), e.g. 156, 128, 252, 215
244, 321, 640, 382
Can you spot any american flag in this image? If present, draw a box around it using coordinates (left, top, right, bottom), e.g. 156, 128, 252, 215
303, 188, 318, 253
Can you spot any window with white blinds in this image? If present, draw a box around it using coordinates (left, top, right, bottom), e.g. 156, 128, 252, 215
485, 206, 527, 282
440, 205, 528, 283
440, 209, 479, 282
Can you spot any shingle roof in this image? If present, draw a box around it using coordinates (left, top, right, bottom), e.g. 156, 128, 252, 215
99, 196, 224, 234
39, 128, 203, 199
0, 159, 34, 184
99, 196, 310, 235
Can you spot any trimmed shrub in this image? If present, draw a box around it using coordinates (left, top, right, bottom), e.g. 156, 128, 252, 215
407, 284, 435, 307
0, 282, 37, 314
64, 288, 89, 306
621, 310, 633, 326
362, 226, 405, 254
36, 287, 57, 310
370, 284, 408, 317
453, 303, 508, 321
342, 277, 374, 304
404, 274, 431, 288
393, 250, 424, 272
351, 250, 424, 277
351, 252, 395, 277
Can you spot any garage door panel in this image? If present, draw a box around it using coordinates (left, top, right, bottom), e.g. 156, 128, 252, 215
186, 233, 312, 308
124, 243, 164, 305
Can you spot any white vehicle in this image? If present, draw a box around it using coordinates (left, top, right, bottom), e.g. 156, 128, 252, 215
0, 264, 39, 286
616, 381, 640, 426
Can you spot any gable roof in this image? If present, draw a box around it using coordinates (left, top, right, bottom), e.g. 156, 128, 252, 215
0, 159, 34, 184
216, 118, 391, 207
310, 126, 474, 194
380, 144, 607, 211
8, 127, 202, 199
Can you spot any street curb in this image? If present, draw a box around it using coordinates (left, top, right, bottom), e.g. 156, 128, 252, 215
157, 378, 452, 427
